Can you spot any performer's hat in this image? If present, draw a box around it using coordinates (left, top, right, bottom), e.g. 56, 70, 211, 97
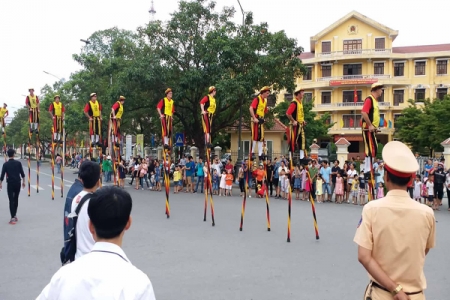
165, 88, 172, 95
54, 95, 60, 99
259, 86, 271, 93
28, 88, 34, 91
3, 103, 7, 107
294, 87, 304, 95
371, 83, 383, 91
119, 95, 126, 100
208, 86, 216, 93
382, 141, 418, 178
90, 92, 97, 97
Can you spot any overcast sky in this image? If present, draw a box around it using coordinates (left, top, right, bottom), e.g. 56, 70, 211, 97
1, 0, 449, 115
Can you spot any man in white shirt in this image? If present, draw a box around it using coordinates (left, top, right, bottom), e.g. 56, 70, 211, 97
37, 186, 156, 300
71, 161, 101, 259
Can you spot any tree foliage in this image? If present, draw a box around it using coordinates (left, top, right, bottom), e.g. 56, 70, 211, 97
395, 96, 450, 155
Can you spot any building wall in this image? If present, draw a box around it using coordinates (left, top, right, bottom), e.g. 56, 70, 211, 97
228, 131, 287, 162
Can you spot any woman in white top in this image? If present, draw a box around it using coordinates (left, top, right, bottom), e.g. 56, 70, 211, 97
346, 163, 358, 203
277, 161, 289, 199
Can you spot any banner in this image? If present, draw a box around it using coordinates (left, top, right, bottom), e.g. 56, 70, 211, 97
136, 134, 144, 157
126, 135, 132, 160
329, 79, 377, 86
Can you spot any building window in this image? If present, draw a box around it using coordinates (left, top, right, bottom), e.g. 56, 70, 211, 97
321, 65, 332, 77
266, 140, 273, 158
342, 90, 362, 103
343, 39, 362, 54
303, 66, 312, 80
343, 64, 362, 78
374, 38, 385, 50
284, 93, 293, 102
393, 114, 402, 127
374, 62, 384, 75
437, 60, 448, 75
321, 91, 331, 104
322, 41, 331, 53
342, 114, 362, 128
394, 62, 404, 76
415, 61, 426, 76
267, 94, 277, 107
437, 88, 448, 100
393, 90, 404, 106
303, 92, 313, 103
241, 141, 250, 157
415, 88, 426, 101
379, 89, 385, 102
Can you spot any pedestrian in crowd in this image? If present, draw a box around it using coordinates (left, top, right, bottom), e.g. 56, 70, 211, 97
154, 161, 161, 191
283, 173, 290, 200
334, 172, 344, 204
267, 159, 273, 196
351, 174, 359, 205
445, 171, 450, 210
331, 160, 340, 202
426, 175, 436, 210
194, 157, 204, 193
212, 169, 219, 195
71, 161, 101, 259
185, 156, 195, 193
219, 169, 226, 196
413, 175, 422, 203
55, 154, 62, 174
272, 157, 280, 198
237, 164, 245, 197
255, 163, 265, 195
173, 165, 181, 194
118, 160, 126, 188
300, 164, 307, 200
431, 162, 445, 209
37, 186, 156, 300
224, 158, 233, 174
303, 167, 311, 201
341, 163, 349, 202
347, 163, 358, 203
0, 149, 25, 225
63, 171, 84, 253
359, 171, 366, 205
315, 174, 323, 203
276, 160, 289, 199
293, 165, 301, 200
319, 160, 332, 202
225, 168, 234, 196
211, 156, 222, 176
308, 159, 318, 200
354, 141, 435, 300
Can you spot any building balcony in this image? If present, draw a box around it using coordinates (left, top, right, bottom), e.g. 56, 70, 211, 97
316, 48, 392, 59
328, 125, 394, 136
317, 74, 391, 82
314, 101, 391, 112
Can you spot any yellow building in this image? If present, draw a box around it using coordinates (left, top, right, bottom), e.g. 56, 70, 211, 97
289, 10, 450, 154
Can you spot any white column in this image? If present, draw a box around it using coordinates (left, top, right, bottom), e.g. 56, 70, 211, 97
214, 146, 222, 158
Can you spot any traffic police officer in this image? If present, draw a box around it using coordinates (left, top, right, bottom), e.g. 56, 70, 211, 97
354, 141, 436, 300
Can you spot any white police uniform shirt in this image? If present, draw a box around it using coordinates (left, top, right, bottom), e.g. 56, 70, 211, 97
37, 242, 156, 300
70, 191, 94, 259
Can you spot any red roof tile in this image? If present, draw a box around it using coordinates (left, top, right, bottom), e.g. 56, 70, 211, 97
441, 138, 450, 146
299, 52, 314, 59
335, 137, 351, 146
392, 44, 450, 54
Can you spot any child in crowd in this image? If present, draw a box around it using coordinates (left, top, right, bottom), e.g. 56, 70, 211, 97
155, 162, 161, 191
413, 175, 422, 203
225, 169, 234, 196
303, 169, 310, 201
334, 172, 344, 204
377, 182, 384, 199
284, 174, 290, 200
316, 174, 323, 203
294, 165, 301, 200
212, 169, 219, 195
351, 174, 359, 205
219, 170, 227, 196
279, 168, 286, 199
173, 165, 181, 194
426, 175, 436, 210
422, 177, 429, 205
359, 171, 366, 205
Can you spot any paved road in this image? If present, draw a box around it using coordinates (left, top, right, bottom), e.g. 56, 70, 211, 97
0, 159, 448, 300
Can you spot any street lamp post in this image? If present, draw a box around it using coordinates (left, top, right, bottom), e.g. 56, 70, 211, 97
43, 71, 61, 81
237, 0, 245, 165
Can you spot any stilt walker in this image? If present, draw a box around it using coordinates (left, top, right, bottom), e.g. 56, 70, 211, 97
49, 95, 65, 199
240, 86, 271, 231
200, 86, 217, 226
84, 93, 102, 159
157, 88, 175, 218
361, 83, 383, 201
0, 103, 9, 161
110, 96, 126, 187
25, 88, 40, 195
36, 112, 40, 193
286, 87, 319, 240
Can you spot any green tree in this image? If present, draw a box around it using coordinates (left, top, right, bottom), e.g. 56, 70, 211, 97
272, 100, 332, 147
140, 0, 305, 153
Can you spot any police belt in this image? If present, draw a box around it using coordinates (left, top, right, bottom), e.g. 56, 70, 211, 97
370, 281, 422, 296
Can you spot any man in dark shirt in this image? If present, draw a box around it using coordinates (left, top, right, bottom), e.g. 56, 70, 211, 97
0, 149, 25, 224
266, 159, 274, 196
63, 174, 83, 247
331, 160, 341, 202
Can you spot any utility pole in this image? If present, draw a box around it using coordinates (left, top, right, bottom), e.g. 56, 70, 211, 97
149, 0, 156, 22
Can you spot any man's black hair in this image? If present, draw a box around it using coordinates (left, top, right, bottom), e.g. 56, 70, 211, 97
386, 169, 411, 186
88, 186, 132, 239
78, 161, 100, 189
335, 160, 340, 164
7, 148, 15, 158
